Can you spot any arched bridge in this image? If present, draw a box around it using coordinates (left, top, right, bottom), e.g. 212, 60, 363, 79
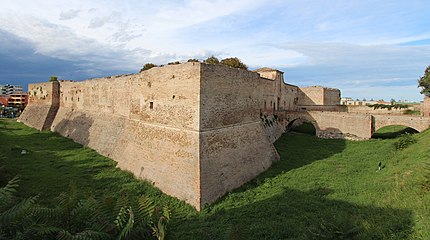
372, 115, 430, 133
279, 111, 430, 140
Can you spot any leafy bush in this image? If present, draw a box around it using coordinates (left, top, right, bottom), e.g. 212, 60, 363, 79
167, 61, 180, 65
187, 59, 199, 62
393, 133, 417, 150
140, 63, 157, 72
220, 57, 248, 70
204, 56, 219, 64
49, 76, 58, 82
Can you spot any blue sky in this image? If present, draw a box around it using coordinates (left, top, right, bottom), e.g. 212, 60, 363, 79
0, 0, 429, 101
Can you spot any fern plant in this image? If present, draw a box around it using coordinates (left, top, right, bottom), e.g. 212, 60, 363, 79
0, 176, 61, 239
0, 177, 171, 240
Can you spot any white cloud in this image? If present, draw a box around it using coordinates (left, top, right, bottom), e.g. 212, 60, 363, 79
59, 9, 80, 20
0, 0, 429, 101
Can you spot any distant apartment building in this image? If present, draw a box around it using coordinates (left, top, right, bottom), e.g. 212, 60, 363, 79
8, 92, 28, 108
0, 84, 28, 108
0, 84, 23, 95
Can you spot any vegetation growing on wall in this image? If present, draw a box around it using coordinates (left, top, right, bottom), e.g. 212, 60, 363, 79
49, 76, 58, 82
140, 63, 157, 72
187, 59, 199, 63
368, 103, 409, 110
204, 56, 219, 64
220, 57, 248, 70
204, 56, 248, 70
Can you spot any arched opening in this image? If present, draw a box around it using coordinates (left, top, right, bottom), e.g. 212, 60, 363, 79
286, 118, 316, 135
372, 125, 419, 139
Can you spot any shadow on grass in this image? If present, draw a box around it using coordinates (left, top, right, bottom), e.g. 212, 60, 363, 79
291, 121, 316, 135
171, 186, 413, 239
372, 126, 419, 139
0, 119, 195, 216
256, 132, 346, 180
169, 132, 354, 238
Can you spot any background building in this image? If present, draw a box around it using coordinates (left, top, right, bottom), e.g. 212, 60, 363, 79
0, 84, 28, 109
0, 84, 23, 95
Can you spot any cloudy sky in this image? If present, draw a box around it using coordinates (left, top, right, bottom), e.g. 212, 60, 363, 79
1, 0, 429, 101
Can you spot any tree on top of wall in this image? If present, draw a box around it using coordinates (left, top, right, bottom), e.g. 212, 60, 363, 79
204, 56, 219, 64
187, 59, 199, 62
220, 57, 248, 70
418, 65, 430, 97
140, 63, 157, 72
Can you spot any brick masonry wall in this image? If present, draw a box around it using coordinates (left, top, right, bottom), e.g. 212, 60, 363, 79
347, 105, 412, 115
21, 62, 424, 210
199, 64, 279, 206
51, 63, 202, 208
298, 86, 324, 105
19, 81, 59, 130
323, 88, 341, 105
373, 114, 430, 133
421, 97, 430, 116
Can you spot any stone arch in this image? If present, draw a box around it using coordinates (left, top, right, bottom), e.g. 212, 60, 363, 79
286, 117, 320, 135
372, 124, 419, 139
372, 115, 430, 134
373, 124, 419, 133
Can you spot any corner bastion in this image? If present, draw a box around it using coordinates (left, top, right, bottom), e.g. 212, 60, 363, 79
19, 62, 283, 210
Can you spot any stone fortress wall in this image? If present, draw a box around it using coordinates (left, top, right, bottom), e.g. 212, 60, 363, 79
23, 63, 202, 208
21, 62, 316, 209
20, 61, 429, 210
297, 86, 341, 106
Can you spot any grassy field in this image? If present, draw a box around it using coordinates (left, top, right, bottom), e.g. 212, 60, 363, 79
1, 119, 429, 239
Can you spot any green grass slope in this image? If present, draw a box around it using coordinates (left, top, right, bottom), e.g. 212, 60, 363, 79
1, 119, 429, 239
0, 119, 196, 219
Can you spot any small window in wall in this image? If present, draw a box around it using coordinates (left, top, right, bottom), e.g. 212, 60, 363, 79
149, 102, 154, 109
